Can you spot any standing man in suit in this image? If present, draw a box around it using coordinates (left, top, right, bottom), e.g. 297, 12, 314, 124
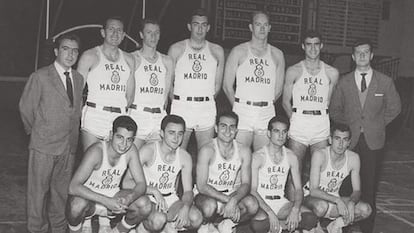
330, 39, 401, 233
19, 33, 83, 233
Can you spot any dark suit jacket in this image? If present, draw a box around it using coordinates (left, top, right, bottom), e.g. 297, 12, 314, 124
329, 70, 401, 150
19, 64, 84, 155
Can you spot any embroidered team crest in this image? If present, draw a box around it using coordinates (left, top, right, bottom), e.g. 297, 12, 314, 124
149, 73, 159, 86
192, 60, 202, 72
219, 170, 230, 182
308, 83, 317, 95
102, 175, 113, 185
254, 64, 265, 78
111, 70, 121, 83
270, 174, 278, 185
159, 172, 169, 184
327, 178, 338, 190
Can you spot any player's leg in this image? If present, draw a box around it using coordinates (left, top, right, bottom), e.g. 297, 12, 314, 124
113, 191, 152, 232
252, 130, 269, 152
81, 130, 101, 152
236, 130, 254, 149
167, 201, 203, 230
180, 129, 193, 149
238, 194, 259, 222
194, 194, 218, 220
140, 202, 167, 232
250, 208, 270, 233
276, 201, 318, 231
66, 195, 95, 233
195, 127, 214, 150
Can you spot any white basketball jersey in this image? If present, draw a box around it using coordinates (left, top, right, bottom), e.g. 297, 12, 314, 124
174, 40, 217, 97
207, 139, 241, 193
235, 44, 276, 101
84, 141, 127, 197
318, 147, 349, 196
143, 142, 181, 196
292, 61, 330, 110
133, 51, 166, 107
257, 146, 290, 198
86, 46, 130, 107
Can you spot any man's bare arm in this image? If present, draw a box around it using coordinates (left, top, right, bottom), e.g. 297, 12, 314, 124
211, 43, 225, 97
167, 41, 185, 100
162, 55, 174, 107
325, 65, 339, 106
230, 145, 251, 202
196, 145, 229, 203
282, 65, 300, 118
271, 47, 286, 102
77, 49, 98, 87
223, 45, 244, 106
124, 52, 136, 107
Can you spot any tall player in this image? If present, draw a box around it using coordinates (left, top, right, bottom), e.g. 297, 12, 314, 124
129, 18, 173, 149
282, 30, 339, 197
223, 11, 285, 151
168, 8, 225, 150
77, 16, 135, 151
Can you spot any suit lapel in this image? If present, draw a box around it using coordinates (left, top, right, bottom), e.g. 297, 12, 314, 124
347, 72, 363, 112
362, 71, 378, 113
49, 65, 70, 104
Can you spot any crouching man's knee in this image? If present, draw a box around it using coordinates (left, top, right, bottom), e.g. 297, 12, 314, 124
299, 211, 318, 230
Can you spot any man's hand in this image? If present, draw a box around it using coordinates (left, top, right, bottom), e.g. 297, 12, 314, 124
286, 207, 301, 232
345, 201, 356, 225
104, 197, 128, 214
335, 198, 349, 218
174, 205, 190, 229
222, 198, 240, 222
268, 212, 281, 233
153, 191, 167, 213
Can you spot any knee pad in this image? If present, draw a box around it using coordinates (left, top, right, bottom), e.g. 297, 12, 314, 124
299, 212, 318, 230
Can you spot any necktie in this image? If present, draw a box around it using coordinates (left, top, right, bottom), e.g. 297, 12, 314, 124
64, 71, 74, 106
360, 73, 367, 92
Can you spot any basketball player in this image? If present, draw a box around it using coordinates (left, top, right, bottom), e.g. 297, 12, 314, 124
223, 11, 285, 151
195, 111, 258, 233
131, 115, 203, 232
66, 116, 151, 233
251, 116, 317, 233
304, 123, 371, 233
77, 16, 135, 151
282, 31, 339, 182
129, 18, 173, 149
168, 8, 225, 150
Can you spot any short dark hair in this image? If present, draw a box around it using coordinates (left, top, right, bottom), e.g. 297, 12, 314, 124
112, 115, 138, 135
189, 8, 209, 23
161, 114, 186, 131
139, 18, 160, 32
302, 30, 322, 44
352, 38, 373, 53
267, 116, 290, 131
54, 33, 81, 49
216, 111, 239, 127
250, 11, 270, 24
330, 121, 351, 138
102, 16, 125, 29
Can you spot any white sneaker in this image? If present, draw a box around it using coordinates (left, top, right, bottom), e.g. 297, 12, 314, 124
326, 217, 345, 233
217, 219, 236, 233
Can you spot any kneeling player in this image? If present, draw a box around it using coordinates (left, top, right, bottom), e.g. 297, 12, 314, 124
131, 115, 203, 232
251, 116, 318, 233
304, 123, 372, 233
195, 111, 259, 233
66, 116, 151, 233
